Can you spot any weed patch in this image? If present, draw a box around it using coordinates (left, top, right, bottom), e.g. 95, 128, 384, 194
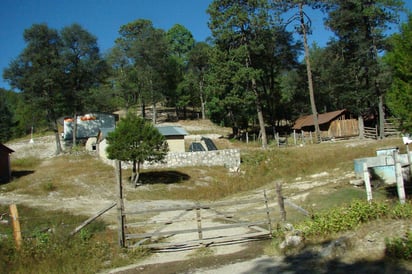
0, 204, 148, 274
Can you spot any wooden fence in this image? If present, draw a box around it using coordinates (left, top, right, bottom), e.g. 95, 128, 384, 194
123, 191, 274, 251
364, 126, 378, 139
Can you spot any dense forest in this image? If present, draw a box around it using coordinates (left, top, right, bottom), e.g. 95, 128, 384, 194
1, 0, 411, 145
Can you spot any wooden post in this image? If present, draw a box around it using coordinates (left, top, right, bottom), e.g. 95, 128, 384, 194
363, 163, 373, 202
70, 202, 116, 236
358, 116, 364, 139
395, 162, 406, 204
293, 130, 297, 146
406, 144, 412, 177
116, 161, 126, 247
9, 204, 22, 250
276, 182, 286, 221
263, 190, 272, 235
196, 204, 203, 240
394, 151, 406, 204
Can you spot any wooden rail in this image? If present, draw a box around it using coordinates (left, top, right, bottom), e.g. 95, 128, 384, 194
125, 193, 274, 250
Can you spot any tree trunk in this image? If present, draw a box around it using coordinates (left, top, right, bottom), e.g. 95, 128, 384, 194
358, 116, 365, 139
72, 113, 77, 147
299, 3, 321, 143
53, 119, 62, 155
252, 78, 268, 149
378, 94, 385, 139
245, 43, 267, 149
132, 160, 141, 187
141, 102, 146, 119
199, 77, 206, 120
152, 102, 157, 124
150, 79, 157, 124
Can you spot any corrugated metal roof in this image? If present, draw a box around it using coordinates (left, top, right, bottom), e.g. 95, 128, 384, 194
293, 109, 347, 130
156, 126, 188, 136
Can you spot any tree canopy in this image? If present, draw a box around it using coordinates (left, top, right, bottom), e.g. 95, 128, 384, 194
105, 113, 168, 186
384, 14, 412, 131
1, 1, 411, 144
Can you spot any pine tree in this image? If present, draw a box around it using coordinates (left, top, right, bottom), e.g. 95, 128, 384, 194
106, 113, 169, 186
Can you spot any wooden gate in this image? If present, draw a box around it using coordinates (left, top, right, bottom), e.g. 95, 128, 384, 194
123, 191, 274, 251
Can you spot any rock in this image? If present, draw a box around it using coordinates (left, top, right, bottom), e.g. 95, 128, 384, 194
319, 236, 349, 259
350, 179, 364, 186
279, 235, 303, 249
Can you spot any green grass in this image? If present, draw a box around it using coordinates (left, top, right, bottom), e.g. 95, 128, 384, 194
0, 204, 149, 274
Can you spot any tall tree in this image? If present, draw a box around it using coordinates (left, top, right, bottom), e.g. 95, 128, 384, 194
3, 24, 65, 154
165, 24, 195, 118
274, 0, 329, 142
0, 89, 15, 142
106, 44, 141, 112
60, 23, 109, 145
208, 0, 276, 148
106, 113, 169, 186
384, 14, 412, 131
187, 42, 211, 119
325, 0, 403, 138
115, 19, 170, 123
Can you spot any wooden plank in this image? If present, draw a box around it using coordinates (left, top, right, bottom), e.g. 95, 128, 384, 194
207, 208, 271, 234
116, 160, 125, 248
395, 162, 406, 204
125, 220, 269, 240
70, 202, 116, 236
283, 199, 310, 216
124, 197, 263, 215
144, 231, 271, 250
9, 204, 22, 250
126, 208, 270, 228
363, 162, 373, 202
131, 208, 191, 247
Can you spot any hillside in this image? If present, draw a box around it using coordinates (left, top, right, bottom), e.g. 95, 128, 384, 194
1, 120, 412, 274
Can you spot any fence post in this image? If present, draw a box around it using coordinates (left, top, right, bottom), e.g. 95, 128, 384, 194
263, 190, 273, 235
363, 163, 373, 202
196, 204, 203, 240
276, 183, 286, 221
393, 151, 406, 204
9, 204, 22, 250
293, 130, 297, 146
116, 160, 126, 247
406, 144, 412, 177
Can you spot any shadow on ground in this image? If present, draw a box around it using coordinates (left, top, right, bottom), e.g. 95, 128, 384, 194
7, 170, 35, 182
246, 250, 409, 274
384, 181, 412, 199
139, 170, 190, 185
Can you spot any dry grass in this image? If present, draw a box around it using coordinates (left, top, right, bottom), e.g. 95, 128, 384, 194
6, 134, 405, 203
2, 126, 409, 273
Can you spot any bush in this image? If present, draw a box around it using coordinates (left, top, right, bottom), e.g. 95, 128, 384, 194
386, 232, 412, 260
297, 200, 410, 238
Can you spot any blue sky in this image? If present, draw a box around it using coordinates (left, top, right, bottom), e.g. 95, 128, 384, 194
1, 0, 411, 91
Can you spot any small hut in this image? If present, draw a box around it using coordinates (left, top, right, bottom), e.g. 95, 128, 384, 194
293, 109, 359, 139
0, 143, 14, 183
156, 126, 188, 152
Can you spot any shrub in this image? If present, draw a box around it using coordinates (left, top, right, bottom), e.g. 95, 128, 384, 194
386, 232, 412, 260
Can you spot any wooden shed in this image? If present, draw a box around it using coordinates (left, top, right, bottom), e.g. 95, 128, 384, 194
156, 126, 188, 152
0, 143, 14, 183
293, 109, 359, 139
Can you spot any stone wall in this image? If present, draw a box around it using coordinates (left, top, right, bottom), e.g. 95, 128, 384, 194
98, 139, 241, 171
143, 149, 241, 171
